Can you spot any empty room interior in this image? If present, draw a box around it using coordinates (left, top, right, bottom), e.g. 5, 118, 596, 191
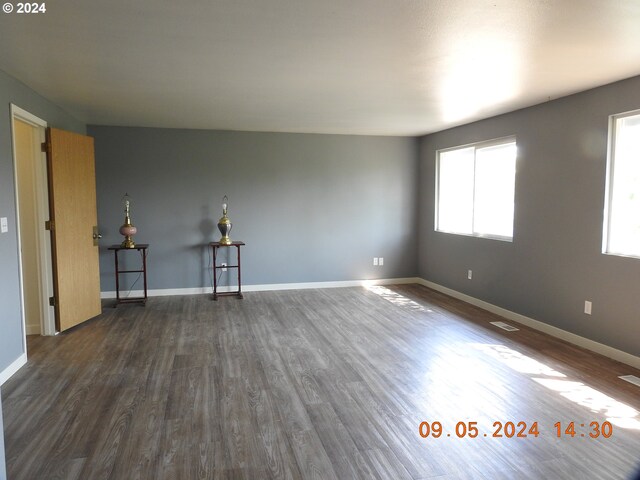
1, 1, 640, 479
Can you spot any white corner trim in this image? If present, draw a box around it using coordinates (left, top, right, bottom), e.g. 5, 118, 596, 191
100, 277, 422, 299
0, 353, 27, 386
416, 278, 640, 370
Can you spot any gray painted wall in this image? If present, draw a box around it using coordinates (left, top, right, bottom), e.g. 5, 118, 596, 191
0, 69, 85, 375
0, 392, 5, 480
89, 127, 418, 291
418, 75, 640, 358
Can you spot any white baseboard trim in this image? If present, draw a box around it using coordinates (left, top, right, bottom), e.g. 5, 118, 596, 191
416, 278, 640, 370
0, 352, 27, 386
100, 277, 422, 299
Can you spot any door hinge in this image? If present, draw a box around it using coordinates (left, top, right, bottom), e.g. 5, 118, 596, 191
45, 220, 54, 231
49, 296, 57, 307
41, 141, 48, 153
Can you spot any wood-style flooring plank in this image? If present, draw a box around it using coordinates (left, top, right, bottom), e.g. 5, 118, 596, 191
2, 285, 640, 479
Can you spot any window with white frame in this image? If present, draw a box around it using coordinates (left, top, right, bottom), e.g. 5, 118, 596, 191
603, 109, 640, 257
436, 137, 517, 240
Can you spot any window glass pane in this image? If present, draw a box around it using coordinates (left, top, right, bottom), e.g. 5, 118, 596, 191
437, 147, 474, 234
474, 142, 517, 238
607, 115, 640, 256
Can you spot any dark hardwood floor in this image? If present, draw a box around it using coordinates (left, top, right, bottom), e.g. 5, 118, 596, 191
2, 284, 640, 479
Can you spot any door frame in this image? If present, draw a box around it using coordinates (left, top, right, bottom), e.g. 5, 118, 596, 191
10, 104, 56, 337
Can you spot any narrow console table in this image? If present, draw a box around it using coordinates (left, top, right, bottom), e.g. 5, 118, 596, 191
108, 244, 149, 306
210, 241, 244, 300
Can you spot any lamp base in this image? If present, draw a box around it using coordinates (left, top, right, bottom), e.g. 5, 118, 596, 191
121, 236, 136, 248
217, 216, 232, 245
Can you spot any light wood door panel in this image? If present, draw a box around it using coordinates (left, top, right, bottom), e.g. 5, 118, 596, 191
46, 128, 101, 331
14, 119, 43, 333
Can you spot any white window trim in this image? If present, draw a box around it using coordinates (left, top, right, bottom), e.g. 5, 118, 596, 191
602, 108, 640, 258
435, 135, 517, 242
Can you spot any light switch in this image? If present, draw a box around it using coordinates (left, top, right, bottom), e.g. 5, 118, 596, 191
0, 217, 7, 233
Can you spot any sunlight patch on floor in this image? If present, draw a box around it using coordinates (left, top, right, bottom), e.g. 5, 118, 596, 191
472, 343, 566, 377
364, 284, 429, 312
473, 343, 640, 430
533, 378, 640, 429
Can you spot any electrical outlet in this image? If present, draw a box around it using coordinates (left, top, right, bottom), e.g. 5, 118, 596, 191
584, 300, 592, 315
379, 257, 384, 266
0, 217, 7, 233
467, 269, 472, 280
373, 257, 378, 266
222, 262, 227, 272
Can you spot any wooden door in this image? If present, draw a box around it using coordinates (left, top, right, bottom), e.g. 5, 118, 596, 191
45, 128, 101, 331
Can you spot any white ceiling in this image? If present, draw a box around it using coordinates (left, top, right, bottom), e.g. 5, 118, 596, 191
1, 0, 640, 136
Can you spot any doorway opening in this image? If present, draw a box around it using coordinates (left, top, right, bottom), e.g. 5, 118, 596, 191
11, 105, 56, 338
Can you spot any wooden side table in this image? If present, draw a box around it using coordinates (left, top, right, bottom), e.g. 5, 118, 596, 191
108, 244, 149, 306
210, 241, 244, 300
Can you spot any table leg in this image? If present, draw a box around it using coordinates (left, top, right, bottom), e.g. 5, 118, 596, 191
213, 245, 218, 300
142, 248, 148, 304
114, 249, 120, 307
237, 245, 243, 299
